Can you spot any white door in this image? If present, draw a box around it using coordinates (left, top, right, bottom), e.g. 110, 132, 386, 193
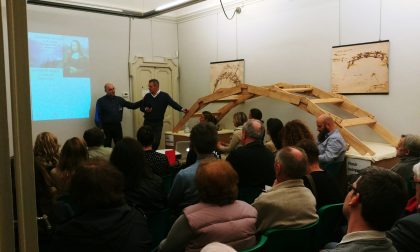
130, 58, 179, 149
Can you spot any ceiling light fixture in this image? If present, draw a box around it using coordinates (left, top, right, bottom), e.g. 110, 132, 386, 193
27, 0, 207, 18
155, 0, 190, 11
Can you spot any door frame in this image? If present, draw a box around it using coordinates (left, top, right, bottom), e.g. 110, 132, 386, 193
129, 56, 180, 137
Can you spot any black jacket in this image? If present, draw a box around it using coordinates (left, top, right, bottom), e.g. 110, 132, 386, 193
52, 205, 152, 252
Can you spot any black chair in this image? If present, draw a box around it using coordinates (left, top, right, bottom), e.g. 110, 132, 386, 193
146, 208, 172, 250
238, 186, 263, 204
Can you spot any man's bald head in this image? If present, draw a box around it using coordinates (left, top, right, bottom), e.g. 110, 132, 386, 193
316, 114, 336, 133
275, 146, 308, 180
104, 83, 115, 96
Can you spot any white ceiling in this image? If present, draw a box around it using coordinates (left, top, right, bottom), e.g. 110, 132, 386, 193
59, 0, 241, 16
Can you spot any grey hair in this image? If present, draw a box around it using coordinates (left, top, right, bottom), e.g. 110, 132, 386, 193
403, 134, 420, 156
413, 162, 420, 178
243, 119, 265, 140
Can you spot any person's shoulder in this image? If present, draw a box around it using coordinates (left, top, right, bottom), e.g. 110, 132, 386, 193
96, 95, 106, 102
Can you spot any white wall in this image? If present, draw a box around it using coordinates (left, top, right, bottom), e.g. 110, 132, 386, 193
26, 5, 178, 145
177, 0, 420, 140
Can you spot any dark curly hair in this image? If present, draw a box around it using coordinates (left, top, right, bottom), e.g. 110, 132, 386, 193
282, 119, 314, 147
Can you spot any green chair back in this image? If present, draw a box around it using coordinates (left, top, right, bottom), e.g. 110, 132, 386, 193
262, 220, 319, 252
316, 203, 345, 249
240, 235, 268, 252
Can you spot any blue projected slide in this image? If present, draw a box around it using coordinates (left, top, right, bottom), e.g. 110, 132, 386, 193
28, 32, 91, 121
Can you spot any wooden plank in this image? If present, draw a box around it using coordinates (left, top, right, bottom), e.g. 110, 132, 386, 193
339, 128, 375, 155
211, 95, 241, 102
340, 117, 376, 127
173, 101, 207, 132
200, 86, 242, 104
247, 85, 301, 105
311, 98, 344, 104
217, 94, 256, 121
369, 123, 399, 147
311, 87, 373, 118
282, 87, 313, 93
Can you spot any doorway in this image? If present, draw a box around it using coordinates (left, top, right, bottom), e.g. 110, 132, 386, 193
130, 57, 180, 149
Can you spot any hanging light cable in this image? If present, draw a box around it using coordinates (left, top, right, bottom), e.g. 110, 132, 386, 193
220, 0, 241, 20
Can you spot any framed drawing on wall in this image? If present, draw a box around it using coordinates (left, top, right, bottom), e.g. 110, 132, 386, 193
210, 59, 244, 93
331, 40, 389, 94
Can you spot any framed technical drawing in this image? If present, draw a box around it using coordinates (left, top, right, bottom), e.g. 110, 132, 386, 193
331, 40, 389, 94
210, 59, 244, 93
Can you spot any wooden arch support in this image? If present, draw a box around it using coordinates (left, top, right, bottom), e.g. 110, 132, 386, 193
173, 83, 398, 156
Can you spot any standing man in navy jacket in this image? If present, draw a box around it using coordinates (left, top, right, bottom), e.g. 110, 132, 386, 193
140, 79, 188, 150
95, 83, 142, 147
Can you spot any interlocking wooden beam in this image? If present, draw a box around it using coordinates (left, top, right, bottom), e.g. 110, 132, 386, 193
173, 82, 397, 155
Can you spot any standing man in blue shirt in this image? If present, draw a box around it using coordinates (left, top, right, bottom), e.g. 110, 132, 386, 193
95, 83, 142, 147
140, 79, 188, 150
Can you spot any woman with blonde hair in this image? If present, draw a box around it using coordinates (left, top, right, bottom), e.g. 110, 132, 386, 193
217, 112, 247, 153
50, 137, 88, 192
34, 132, 60, 172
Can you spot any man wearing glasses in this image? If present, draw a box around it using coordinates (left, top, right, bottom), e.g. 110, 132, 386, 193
323, 167, 407, 252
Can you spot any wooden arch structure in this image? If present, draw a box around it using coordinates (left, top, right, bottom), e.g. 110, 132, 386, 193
173, 83, 398, 156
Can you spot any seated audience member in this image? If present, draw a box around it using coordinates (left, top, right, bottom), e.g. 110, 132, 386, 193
264, 118, 283, 153
391, 134, 420, 192
200, 110, 218, 126
159, 160, 257, 252
34, 158, 58, 251
316, 114, 347, 165
252, 147, 318, 232
50, 137, 88, 193
218, 112, 248, 153
227, 119, 275, 190
110, 137, 166, 215
34, 132, 60, 172
51, 159, 151, 251
282, 119, 315, 147
296, 139, 343, 209
386, 162, 420, 252
83, 127, 112, 160
248, 108, 263, 122
168, 122, 218, 213
323, 167, 407, 252
185, 112, 220, 166
403, 162, 420, 215
137, 125, 170, 177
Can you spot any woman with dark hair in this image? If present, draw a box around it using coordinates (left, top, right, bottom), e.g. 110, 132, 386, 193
110, 137, 166, 215
282, 119, 315, 147
159, 160, 257, 252
199, 111, 218, 126
218, 112, 248, 153
34, 132, 60, 172
52, 159, 151, 251
186, 112, 221, 166
50, 137, 88, 193
265, 118, 284, 153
